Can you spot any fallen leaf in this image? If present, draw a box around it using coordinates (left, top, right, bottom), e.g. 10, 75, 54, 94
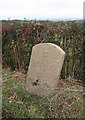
16, 101, 23, 104
9, 100, 12, 103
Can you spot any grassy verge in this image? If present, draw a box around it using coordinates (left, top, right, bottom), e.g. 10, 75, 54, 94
2, 68, 84, 118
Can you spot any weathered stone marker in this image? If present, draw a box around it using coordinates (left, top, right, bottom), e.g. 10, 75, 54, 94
26, 43, 65, 97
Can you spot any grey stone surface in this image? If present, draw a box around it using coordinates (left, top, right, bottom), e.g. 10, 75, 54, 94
26, 43, 65, 97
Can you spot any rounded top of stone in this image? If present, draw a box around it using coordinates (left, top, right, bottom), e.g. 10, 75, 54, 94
33, 43, 65, 55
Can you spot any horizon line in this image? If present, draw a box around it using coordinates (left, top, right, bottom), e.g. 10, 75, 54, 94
0, 17, 83, 21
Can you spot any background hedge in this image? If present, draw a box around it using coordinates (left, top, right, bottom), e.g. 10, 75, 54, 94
2, 20, 83, 81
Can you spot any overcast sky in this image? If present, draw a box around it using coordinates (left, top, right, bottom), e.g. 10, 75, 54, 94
0, 0, 84, 20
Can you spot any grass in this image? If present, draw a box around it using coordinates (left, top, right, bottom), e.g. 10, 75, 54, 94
2, 68, 84, 118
